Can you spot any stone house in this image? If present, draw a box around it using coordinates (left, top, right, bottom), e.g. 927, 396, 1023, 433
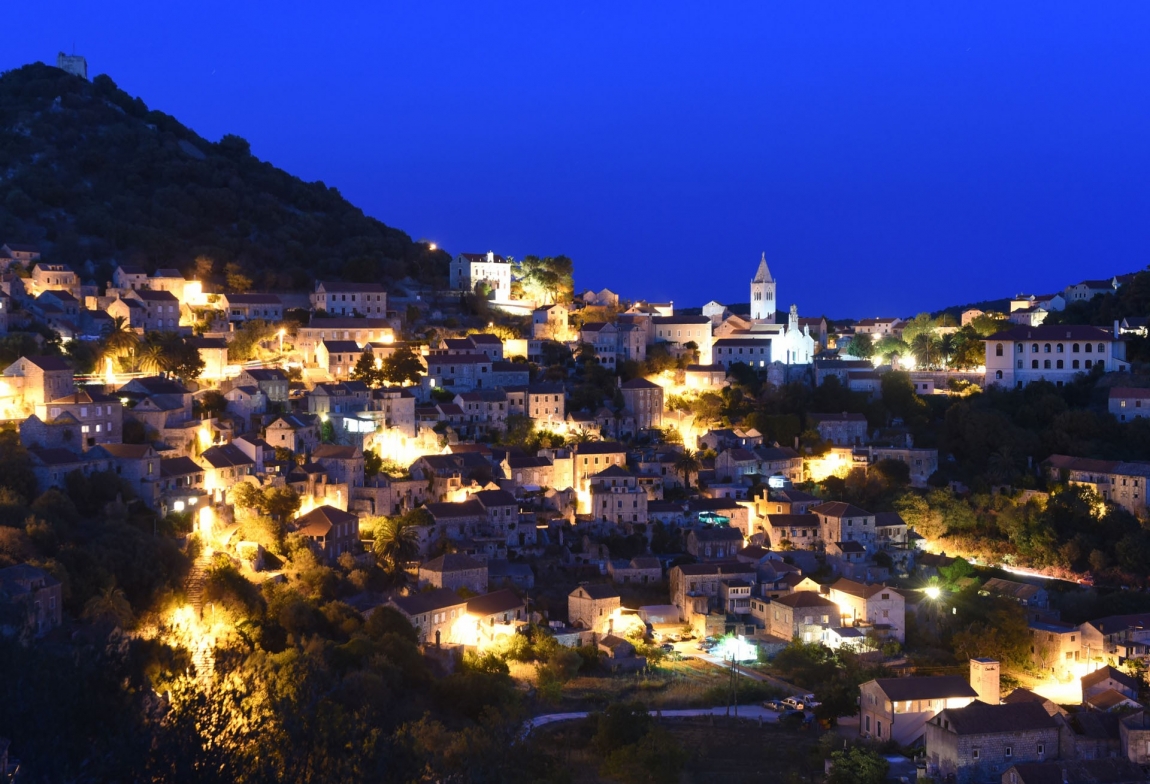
186, 337, 229, 380
315, 340, 364, 380
35, 389, 123, 449
572, 441, 628, 499
619, 378, 664, 431
865, 446, 940, 488
759, 510, 823, 547
370, 386, 417, 437
809, 412, 869, 446
421, 352, 494, 393
465, 589, 527, 647
292, 505, 360, 563
156, 456, 206, 514
503, 455, 555, 490
28, 445, 113, 492
589, 465, 649, 528
311, 281, 387, 317
198, 443, 255, 499
294, 318, 394, 358
2, 355, 75, 415
424, 499, 485, 545
238, 368, 290, 404
311, 444, 364, 488
29, 262, 80, 297
224, 385, 268, 429
827, 577, 907, 642
568, 584, 621, 634
124, 289, 181, 330
684, 363, 729, 389
686, 527, 745, 561
650, 315, 713, 364
532, 303, 571, 340
669, 562, 757, 618
100, 443, 162, 502
1043, 455, 1150, 520
218, 293, 283, 323
811, 501, 876, 552
419, 553, 489, 594
859, 674, 979, 745
454, 389, 509, 435
388, 588, 469, 646
767, 591, 839, 642
983, 578, 1050, 609
926, 701, 1059, 784
503, 383, 565, 426
608, 556, 662, 584
265, 414, 321, 453
1026, 620, 1082, 679
441, 334, 504, 361
757, 488, 821, 516
1082, 667, 1140, 711
1110, 388, 1150, 423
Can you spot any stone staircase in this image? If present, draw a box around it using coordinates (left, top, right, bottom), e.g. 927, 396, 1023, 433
183, 552, 214, 680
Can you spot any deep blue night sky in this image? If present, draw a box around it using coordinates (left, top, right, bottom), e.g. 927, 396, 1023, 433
6, 3, 1150, 317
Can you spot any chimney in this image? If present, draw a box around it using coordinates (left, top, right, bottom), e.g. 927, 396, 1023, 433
970, 658, 1000, 705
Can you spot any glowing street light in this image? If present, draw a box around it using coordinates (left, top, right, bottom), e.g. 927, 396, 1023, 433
428, 242, 437, 251
924, 586, 942, 600
278, 328, 286, 354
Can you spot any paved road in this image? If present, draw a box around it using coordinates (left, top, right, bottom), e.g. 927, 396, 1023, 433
528, 704, 783, 730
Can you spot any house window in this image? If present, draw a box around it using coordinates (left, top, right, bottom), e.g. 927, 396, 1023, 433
972, 749, 980, 760
1005, 746, 1012, 758
1037, 744, 1044, 755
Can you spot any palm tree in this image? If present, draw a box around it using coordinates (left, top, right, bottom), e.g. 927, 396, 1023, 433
673, 449, 702, 489
938, 333, 958, 368
83, 585, 133, 629
136, 342, 168, 375
374, 516, 420, 572
910, 333, 940, 369
102, 316, 138, 359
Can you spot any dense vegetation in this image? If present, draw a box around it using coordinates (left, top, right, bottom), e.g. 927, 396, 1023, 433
0, 62, 448, 290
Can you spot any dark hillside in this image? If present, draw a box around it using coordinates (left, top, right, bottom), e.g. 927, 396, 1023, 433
0, 62, 448, 289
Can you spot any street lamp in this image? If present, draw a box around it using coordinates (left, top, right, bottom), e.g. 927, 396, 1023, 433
429, 242, 437, 251
925, 586, 941, 600
278, 328, 285, 354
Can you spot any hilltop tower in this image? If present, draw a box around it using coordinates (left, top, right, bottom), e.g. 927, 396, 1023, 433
750, 252, 776, 323
56, 52, 88, 80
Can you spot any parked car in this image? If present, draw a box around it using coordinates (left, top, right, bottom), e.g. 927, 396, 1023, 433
782, 697, 805, 711
762, 699, 787, 712
801, 694, 821, 708
660, 643, 675, 653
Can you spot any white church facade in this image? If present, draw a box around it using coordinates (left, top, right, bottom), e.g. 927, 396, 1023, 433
708, 254, 816, 369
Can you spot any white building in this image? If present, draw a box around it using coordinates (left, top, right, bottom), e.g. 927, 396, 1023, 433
450, 252, 512, 302
984, 324, 1129, 389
